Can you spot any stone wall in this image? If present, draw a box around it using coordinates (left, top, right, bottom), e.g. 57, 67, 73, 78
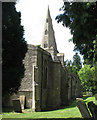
47, 61, 61, 110
19, 45, 37, 92
67, 72, 82, 101
35, 47, 62, 111
4, 44, 82, 111
36, 48, 51, 111
60, 66, 68, 105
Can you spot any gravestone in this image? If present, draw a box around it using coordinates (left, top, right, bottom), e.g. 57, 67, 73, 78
88, 101, 97, 119
12, 99, 22, 113
76, 98, 91, 118
95, 94, 97, 105
19, 95, 25, 110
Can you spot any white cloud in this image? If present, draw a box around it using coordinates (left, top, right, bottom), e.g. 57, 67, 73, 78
16, 0, 76, 61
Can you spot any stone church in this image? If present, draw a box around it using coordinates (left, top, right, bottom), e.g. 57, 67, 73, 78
6, 7, 82, 111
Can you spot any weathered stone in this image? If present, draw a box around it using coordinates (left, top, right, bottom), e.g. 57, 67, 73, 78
76, 98, 91, 118
12, 99, 22, 113
41, 7, 57, 59
19, 95, 25, 110
88, 101, 97, 119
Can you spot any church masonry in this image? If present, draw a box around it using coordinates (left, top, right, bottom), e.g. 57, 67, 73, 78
6, 7, 82, 111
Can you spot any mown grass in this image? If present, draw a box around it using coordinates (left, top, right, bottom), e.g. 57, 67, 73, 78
0, 96, 95, 120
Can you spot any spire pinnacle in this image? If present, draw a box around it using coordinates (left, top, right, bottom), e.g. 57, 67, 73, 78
41, 6, 58, 58
46, 5, 51, 20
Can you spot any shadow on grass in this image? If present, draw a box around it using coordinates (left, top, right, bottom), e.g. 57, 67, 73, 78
57, 97, 89, 110
2, 118, 94, 120
47, 96, 93, 112
42, 99, 78, 112
2, 107, 14, 113
2, 97, 90, 113
65, 96, 92, 109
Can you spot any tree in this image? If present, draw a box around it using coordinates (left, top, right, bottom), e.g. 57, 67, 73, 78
72, 52, 82, 71
56, 2, 97, 65
78, 65, 96, 94
65, 59, 73, 73
65, 52, 82, 75
2, 2, 27, 97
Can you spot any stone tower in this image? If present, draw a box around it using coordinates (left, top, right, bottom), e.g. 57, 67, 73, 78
41, 6, 58, 61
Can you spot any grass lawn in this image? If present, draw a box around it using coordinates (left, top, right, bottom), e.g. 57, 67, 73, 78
0, 96, 95, 120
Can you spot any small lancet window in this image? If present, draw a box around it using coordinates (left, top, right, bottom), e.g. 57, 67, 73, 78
46, 19, 48, 23
45, 29, 48, 35
44, 43, 47, 48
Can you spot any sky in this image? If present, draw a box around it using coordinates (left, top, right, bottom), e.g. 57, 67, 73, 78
15, 0, 77, 61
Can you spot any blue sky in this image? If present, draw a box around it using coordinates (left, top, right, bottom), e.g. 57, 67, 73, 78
15, 0, 79, 61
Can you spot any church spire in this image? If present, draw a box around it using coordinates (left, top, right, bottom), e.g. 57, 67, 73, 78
41, 6, 57, 55
47, 5, 50, 19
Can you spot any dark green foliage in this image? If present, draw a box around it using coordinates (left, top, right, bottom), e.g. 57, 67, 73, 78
65, 52, 82, 75
78, 65, 97, 94
56, 2, 97, 94
56, 2, 97, 65
2, 2, 27, 96
65, 60, 73, 73
72, 52, 82, 71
